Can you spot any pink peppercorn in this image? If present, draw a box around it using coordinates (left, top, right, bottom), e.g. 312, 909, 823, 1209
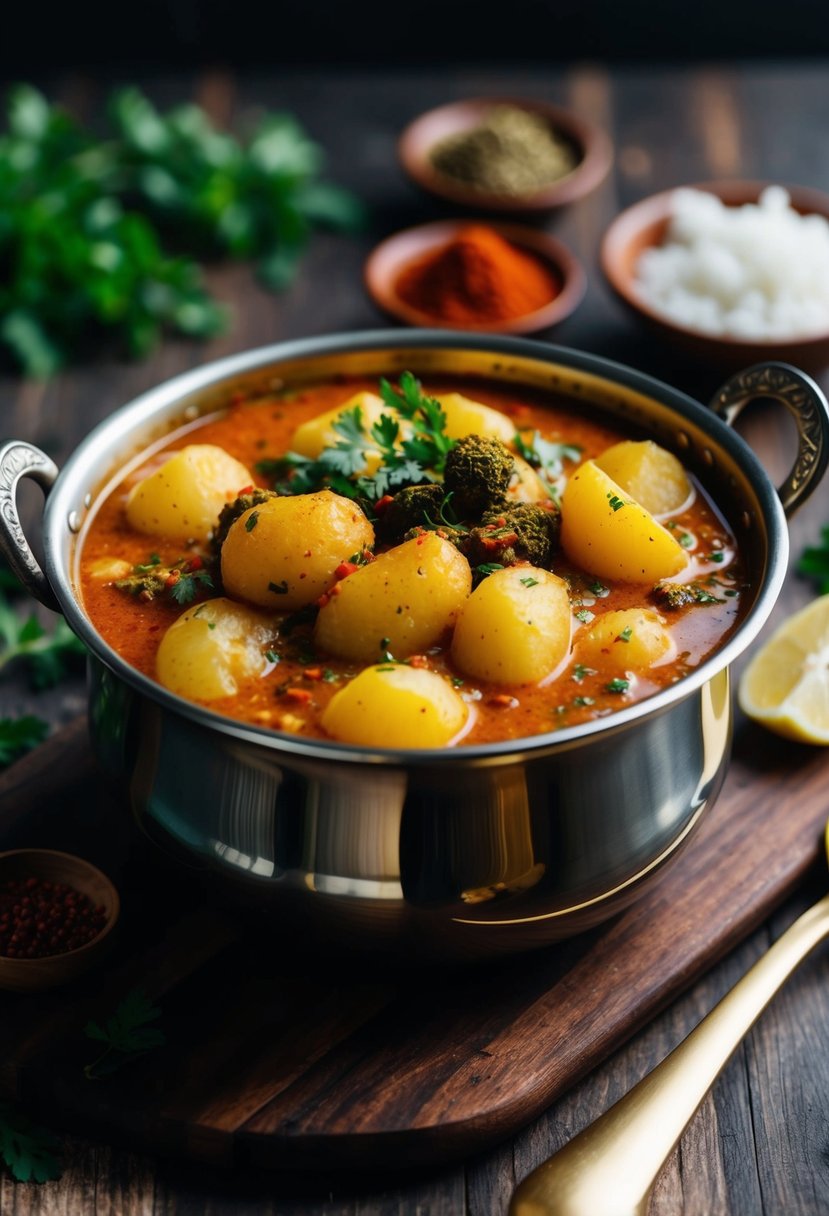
0, 877, 108, 959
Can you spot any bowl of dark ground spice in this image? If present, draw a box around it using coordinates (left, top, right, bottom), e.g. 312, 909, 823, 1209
365, 219, 586, 334
0, 850, 119, 991
399, 98, 612, 213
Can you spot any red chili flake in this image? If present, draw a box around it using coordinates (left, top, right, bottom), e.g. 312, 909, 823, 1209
304, 667, 323, 681
284, 688, 313, 703
374, 495, 394, 515
316, 581, 342, 608
490, 694, 520, 709
334, 561, 359, 580
0, 876, 108, 959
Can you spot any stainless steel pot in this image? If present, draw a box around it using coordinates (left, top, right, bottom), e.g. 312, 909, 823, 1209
1, 333, 827, 959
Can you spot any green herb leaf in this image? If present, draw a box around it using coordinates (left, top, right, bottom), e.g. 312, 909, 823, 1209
84, 987, 166, 1080
0, 1102, 62, 1183
606, 493, 626, 512
0, 593, 86, 689
0, 715, 49, 767
520, 576, 540, 587
0, 86, 359, 376
606, 677, 630, 694
572, 663, 596, 683
617, 626, 633, 643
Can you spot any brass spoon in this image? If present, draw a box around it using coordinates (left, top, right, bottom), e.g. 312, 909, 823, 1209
509, 821, 829, 1216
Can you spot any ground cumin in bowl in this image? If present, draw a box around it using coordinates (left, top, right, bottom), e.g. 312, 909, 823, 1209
364, 219, 586, 334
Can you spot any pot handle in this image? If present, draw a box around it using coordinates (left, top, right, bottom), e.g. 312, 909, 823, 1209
0, 441, 60, 611
709, 362, 829, 517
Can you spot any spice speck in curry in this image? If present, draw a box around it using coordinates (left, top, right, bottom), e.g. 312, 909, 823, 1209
78, 372, 748, 749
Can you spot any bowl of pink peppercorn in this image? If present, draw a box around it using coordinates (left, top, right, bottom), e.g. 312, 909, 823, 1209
0, 850, 119, 992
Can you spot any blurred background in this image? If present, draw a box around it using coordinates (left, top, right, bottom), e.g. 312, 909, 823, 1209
4, 0, 829, 72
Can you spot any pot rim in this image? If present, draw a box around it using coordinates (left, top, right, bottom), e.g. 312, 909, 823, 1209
44, 329, 788, 767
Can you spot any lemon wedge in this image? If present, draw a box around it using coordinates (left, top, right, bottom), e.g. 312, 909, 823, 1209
738, 594, 829, 743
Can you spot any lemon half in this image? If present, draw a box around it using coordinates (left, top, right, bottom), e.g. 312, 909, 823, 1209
738, 594, 829, 743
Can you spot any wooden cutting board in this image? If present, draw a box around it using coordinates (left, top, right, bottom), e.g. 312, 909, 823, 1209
0, 713, 826, 1172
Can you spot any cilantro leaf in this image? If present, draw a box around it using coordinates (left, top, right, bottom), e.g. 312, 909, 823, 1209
0, 1102, 62, 1184
0, 594, 85, 689
0, 715, 49, 766
0, 86, 360, 376
84, 987, 166, 1080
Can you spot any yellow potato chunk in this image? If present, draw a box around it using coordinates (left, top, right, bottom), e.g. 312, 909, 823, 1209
506, 452, 551, 503
315, 533, 472, 662
126, 445, 252, 544
594, 440, 694, 517
438, 393, 516, 443
451, 567, 571, 685
221, 491, 374, 611
579, 608, 674, 673
156, 597, 276, 701
321, 665, 469, 748
560, 460, 688, 583
290, 392, 392, 477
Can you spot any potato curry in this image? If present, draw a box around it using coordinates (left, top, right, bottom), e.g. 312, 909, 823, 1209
78, 374, 747, 748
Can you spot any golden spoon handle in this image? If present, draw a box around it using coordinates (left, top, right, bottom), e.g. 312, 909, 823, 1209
510, 892, 829, 1216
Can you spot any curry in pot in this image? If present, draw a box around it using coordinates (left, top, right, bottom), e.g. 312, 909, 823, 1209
78, 374, 747, 747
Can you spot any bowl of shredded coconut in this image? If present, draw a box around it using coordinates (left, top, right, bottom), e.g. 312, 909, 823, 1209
601, 181, 829, 369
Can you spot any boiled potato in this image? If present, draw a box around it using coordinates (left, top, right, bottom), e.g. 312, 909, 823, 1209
321, 665, 469, 748
560, 460, 688, 583
438, 393, 516, 443
594, 440, 694, 517
315, 533, 471, 662
156, 597, 276, 701
451, 566, 571, 685
579, 608, 674, 673
506, 452, 551, 503
221, 490, 374, 611
126, 445, 252, 544
290, 392, 395, 476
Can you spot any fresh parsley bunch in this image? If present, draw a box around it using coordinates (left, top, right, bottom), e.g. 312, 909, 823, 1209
0, 85, 362, 376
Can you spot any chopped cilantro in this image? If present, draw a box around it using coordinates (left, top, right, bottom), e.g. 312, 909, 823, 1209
520, 576, 540, 587
617, 626, 633, 643
573, 696, 595, 707
572, 663, 596, 683
575, 608, 593, 624
606, 494, 626, 512
245, 511, 259, 532
606, 677, 630, 694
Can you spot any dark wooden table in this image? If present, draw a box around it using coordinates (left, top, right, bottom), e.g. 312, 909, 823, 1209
2, 60, 829, 1214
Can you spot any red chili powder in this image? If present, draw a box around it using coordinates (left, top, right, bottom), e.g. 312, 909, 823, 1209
395, 224, 559, 324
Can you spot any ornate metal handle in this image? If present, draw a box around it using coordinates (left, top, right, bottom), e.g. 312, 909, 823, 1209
0, 441, 60, 611
509, 891, 829, 1216
709, 362, 829, 517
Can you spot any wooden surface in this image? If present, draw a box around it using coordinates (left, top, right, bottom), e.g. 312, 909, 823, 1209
2, 60, 829, 1213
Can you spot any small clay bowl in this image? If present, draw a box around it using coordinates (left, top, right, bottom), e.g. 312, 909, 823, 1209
600, 180, 829, 372
398, 97, 613, 214
364, 219, 586, 335
0, 850, 119, 992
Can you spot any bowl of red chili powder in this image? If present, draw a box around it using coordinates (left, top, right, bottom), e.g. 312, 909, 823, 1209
0, 849, 119, 991
364, 220, 586, 334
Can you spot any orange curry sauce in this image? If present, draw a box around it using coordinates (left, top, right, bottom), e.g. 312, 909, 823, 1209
78, 377, 747, 745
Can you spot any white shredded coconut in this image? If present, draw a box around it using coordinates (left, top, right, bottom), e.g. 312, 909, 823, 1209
634, 186, 829, 339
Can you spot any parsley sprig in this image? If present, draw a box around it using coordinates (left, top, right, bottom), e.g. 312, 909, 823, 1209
258, 372, 456, 502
